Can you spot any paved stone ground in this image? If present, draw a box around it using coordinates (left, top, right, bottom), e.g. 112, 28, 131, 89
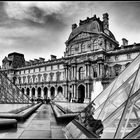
0, 104, 67, 139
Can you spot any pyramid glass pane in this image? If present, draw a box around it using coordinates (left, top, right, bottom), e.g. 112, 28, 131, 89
100, 104, 126, 138
97, 71, 136, 121
115, 94, 140, 138
93, 54, 140, 112
93, 79, 117, 110
110, 55, 140, 94
123, 125, 140, 139
129, 66, 140, 97
113, 66, 140, 138
93, 71, 136, 119
0, 71, 31, 103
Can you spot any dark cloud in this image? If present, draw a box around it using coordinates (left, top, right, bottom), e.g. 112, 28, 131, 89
43, 13, 67, 30
0, 1, 140, 65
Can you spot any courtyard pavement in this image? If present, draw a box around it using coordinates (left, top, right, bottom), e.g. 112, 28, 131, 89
0, 104, 67, 139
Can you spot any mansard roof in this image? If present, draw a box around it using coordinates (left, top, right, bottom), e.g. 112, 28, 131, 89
68, 16, 103, 40
67, 14, 116, 44
8, 52, 24, 57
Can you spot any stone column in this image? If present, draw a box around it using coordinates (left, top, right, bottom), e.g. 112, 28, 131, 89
85, 62, 90, 78
74, 65, 76, 79
84, 83, 90, 103
71, 66, 73, 79
72, 84, 74, 98
48, 87, 51, 98
63, 85, 66, 98
35, 88, 38, 98
73, 84, 75, 98
85, 83, 88, 99
97, 63, 100, 77
85, 64, 88, 77
86, 83, 90, 99
99, 63, 104, 78
41, 87, 44, 98
55, 86, 57, 97
29, 88, 32, 98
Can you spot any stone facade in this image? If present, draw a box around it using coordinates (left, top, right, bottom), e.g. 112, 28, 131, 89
1, 13, 140, 103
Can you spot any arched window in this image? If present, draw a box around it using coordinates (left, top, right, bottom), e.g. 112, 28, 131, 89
49, 72, 54, 81
114, 64, 122, 76
32, 75, 36, 83
79, 67, 85, 80
27, 75, 31, 83
38, 74, 41, 82
26, 88, 30, 96
43, 73, 47, 82
93, 68, 97, 78
56, 72, 61, 81
18, 77, 21, 84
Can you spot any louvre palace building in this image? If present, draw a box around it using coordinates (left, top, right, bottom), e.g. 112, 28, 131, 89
1, 13, 140, 103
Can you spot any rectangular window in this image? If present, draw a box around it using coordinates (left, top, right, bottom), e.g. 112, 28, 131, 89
30, 69, 33, 73
47, 66, 51, 71
40, 67, 45, 72
35, 68, 39, 72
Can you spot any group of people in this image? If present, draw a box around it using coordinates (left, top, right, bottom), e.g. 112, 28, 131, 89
30, 97, 51, 104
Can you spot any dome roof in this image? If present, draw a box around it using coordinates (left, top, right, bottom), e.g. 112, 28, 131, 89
68, 19, 102, 41
104, 29, 116, 41
67, 15, 117, 43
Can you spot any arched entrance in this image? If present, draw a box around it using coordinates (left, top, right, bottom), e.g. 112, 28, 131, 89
50, 87, 55, 99
21, 88, 24, 94
26, 88, 30, 97
57, 86, 63, 94
44, 87, 48, 99
32, 88, 35, 98
78, 84, 85, 103
37, 87, 41, 98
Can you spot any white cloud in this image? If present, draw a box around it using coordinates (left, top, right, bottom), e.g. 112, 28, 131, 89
5, 1, 66, 20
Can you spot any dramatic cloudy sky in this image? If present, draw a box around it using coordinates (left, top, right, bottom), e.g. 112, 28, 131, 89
0, 1, 140, 66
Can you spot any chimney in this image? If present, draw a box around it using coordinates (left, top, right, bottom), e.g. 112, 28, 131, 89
34, 59, 39, 64
39, 57, 45, 63
29, 60, 34, 65
72, 23, 77, 31
51, 55, 57, 60
103, 13, 109, 29
25, 61, 30, 66
122, 38, 128, 46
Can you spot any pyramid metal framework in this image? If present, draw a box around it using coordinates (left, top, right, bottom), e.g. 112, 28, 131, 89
73, 53, 140, 139
0, 71, 31, 103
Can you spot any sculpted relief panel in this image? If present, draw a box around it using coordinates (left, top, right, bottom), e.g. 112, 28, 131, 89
66, 34, 105, 56
73, 32, 90, 41
94, 37, 105, 50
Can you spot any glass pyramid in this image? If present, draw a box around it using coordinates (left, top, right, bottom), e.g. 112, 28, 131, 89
66, 53, 140, 139
53, 92, 68, 102
0, 71, 31, 103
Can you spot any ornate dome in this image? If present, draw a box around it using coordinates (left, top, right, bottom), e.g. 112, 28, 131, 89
67, 14, 117, 43
68, 19, 103, 41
